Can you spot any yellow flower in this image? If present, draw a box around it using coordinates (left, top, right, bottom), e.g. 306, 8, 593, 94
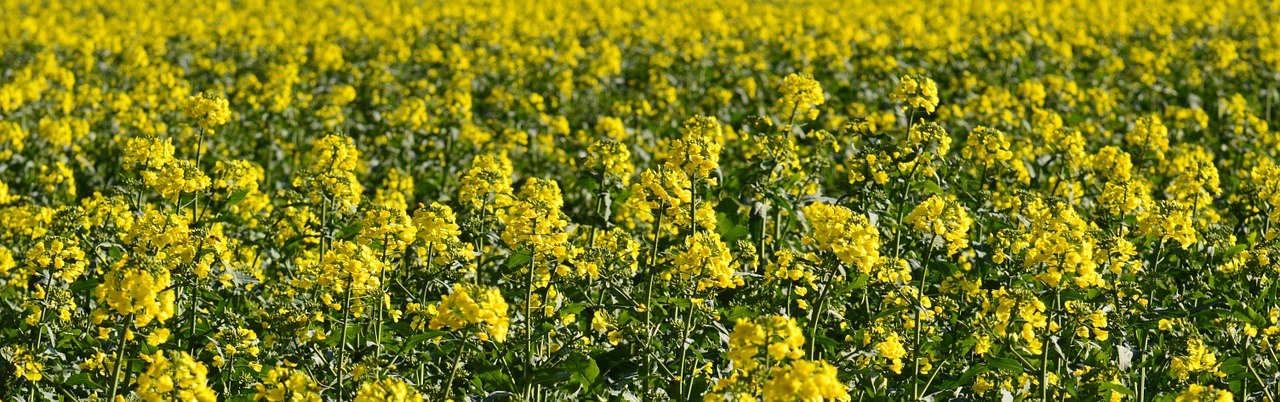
961, 126, 1012, 168
670, 231, 741, 291
354, 377, 422, 402
1176, 384, 1233, 402
776, 73, 825, 123
905, 195, 972, 256
429, 283, 511, 343
254, 367, 322, 402
135, 351, 216, 402
876, 333, 908, 374
803, 202, 881, 273
183, 91, 232, 129
760, 359, 849, 402
458, 154, 514, 212
666, 115, 723, 180
891, 74, 940, 113
1171, 339, 1220, 380
95, 256, 176, 327
591, 310, 610, 333
1127, 115, 1170, 161
10, 346, 43, 381
586, 138, 633, 187
727, 315, 805, 373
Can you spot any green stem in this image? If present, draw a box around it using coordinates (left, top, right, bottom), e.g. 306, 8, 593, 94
443, 335, 471, 402
642, 206, 664, 395
524, 252, 537, 398
188, 287, 199, 354
375, 235, 389, 375
676, 303, 695, 399
912, 246, 934, 400
808, 271, 833, 358
1041, 290, 1057, 402
193, 126, 206, 223
108, 316, 133, 401
338, 284, 353, 400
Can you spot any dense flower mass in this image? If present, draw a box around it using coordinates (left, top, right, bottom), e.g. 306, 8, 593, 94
135, 351, 217, 402
905, 195, 972, 256
2, 0, 1279, 401
428, 283, 511, 343
802, 202, 881, 273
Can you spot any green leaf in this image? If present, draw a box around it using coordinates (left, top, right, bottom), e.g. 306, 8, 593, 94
839, 274, 870, 293
560, 303, 587, 316
1221, 244, 1247, 259
70, 277, 100, 293
401, 331, 449, 352
336, 223, 363, 240
573, 357, 601, 393
911, 180, 943, 195
475, 368, 515, 391
1096, 382, 1136, 397
505, 250, 533, 268
1218, 357, 1246, 376
64, 373, 100, 388
723, 306, 755, 321
225, 188, 251, 206
986, 356, 1023, 374
716, 212, 751, 245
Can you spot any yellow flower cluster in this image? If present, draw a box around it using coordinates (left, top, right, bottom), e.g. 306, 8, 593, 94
760, 359, 849, 402
764, 249, 818, 286
122, 137, 177, 171
891, 74, 940, 114
710, 315, 848, 401
458, 154, 514, 211
726, 315, 805, 373
22, 237, 87, 284
1127, 115, 1170, 161
961, 126, 1013, 168
293, 240, 385, 316
122, 210, 196, 273
628, 167, 693, 221
95, 257, 176, 327
353, 378, 422, 402
1138, 201, 1198, 250
254, 367, 322, 402
776, 73, 825, 123
0, 121, 24, 160
586, 138, 633, 187
122, 137, 211, 199
150, 160, 213, 200
428, 283, 511, 343
502, 178, 571, 258
1002, 200, 1102, 288
293, 135, 364, 212
906, 195, 972, 257
205, 327, 261, 368
1170, 339, 1222, 380
875, 332, 909, 374
802, 202, 880, 274
1167, 145, 1221, 221
360, 206, 417, 255
135, 351, 217, 402
8, 346, 42, 381
902, 122, 952, 177
412, 202, 473, 266
669, 231, 742, 291
1175, 384, 1234, 402
183, 91, 233, 130
666, 116, 724, 180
